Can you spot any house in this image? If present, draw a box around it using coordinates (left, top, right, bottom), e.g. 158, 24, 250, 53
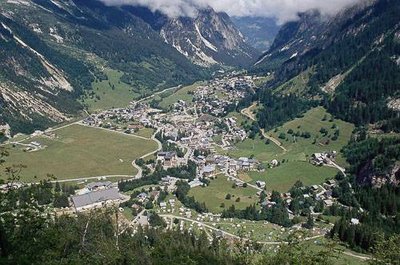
157, 151, 178, 168
86, 181, 112, 192
202, 165, 216, 177
137, 192, 148, 202
256, 181, 266, 189
323, 199, 334, 207
137, 215, 149, 226
351, 218, 360, 225
189, 179, 203, 188
71, 188, 123, 212
270, 159, 279, 167
159, 202, 167, 208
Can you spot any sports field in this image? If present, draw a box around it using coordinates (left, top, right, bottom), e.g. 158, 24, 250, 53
2, 124, 158, 182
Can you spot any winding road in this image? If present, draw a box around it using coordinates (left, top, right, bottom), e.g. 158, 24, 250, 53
241, 103, 287, 152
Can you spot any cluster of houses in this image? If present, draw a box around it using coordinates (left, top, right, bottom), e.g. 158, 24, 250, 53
193, 155, 260, 178
192, 76, 255, 117
310, 151, 337, 166
81, 103, 160, 133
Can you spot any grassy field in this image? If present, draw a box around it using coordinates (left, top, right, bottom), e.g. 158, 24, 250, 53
133, 128, 155, 139
221, 107, 354, 192
2, 124, 158, 182
158, 82, 204, 109
83, 68, 140, 112
247, 162, 339, 192
188, 175, 259, 213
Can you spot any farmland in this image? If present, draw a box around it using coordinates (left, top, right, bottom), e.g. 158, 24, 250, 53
2, 124, 158, 182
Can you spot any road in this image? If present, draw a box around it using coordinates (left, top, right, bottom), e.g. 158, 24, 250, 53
228, 174, 263, 192
240, 103, 287, 152
131, 128, 162, 179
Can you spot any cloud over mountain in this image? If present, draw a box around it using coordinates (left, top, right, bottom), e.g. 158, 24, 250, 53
99, 0, 361, 22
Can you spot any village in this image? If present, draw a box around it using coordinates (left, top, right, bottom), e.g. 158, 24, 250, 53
0, 73, 348, 246
52, 74, 346, 242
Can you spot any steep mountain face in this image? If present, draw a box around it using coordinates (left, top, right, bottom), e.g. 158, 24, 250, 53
0, 0, 206, 135
231, 16, 280, 52
159, 8, 259, 67
252, 0, 400, 132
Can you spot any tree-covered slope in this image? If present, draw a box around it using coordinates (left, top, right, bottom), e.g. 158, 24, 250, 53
252, 0, 400, 132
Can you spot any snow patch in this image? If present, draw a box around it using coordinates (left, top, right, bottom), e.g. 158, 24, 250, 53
195, 23, 218, 52
254, 53, 271, 66
49, 27, 64, 43
280, 45, 290, 52
6, 0, 31, 6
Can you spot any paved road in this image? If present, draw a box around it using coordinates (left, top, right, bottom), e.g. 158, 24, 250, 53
130, 128, 162, 179
37, 175, 134, 184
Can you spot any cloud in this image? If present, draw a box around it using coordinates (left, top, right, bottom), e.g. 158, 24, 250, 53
99, 0, 361, 23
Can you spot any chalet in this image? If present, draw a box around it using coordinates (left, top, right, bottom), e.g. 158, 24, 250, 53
203, 165, 216, 177
189, 179, 203, 188
157, 151, 178, 168
323, 199, 334, 207
256, 181, 266, 189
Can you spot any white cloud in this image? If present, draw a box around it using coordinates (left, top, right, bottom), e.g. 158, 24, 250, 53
99, 0, 361, 23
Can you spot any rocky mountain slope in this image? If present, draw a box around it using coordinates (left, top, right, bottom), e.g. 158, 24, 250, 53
0, 0, 208, 135
159, 8, 259, 67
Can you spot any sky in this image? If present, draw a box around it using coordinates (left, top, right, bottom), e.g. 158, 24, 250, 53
99, 0, 361, 23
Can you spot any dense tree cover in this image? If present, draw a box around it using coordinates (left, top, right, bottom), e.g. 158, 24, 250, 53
239, 89, 316, 133
221, 193, 292, 227
329, 135, 400, 252
251, 0, 400, 133
326, 34, 400, 131
175, 181, 208, 213
118, 161, 197, 192
343, 136, 400, 174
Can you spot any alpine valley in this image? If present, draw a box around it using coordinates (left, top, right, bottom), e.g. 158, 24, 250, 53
0, 0, 400, 264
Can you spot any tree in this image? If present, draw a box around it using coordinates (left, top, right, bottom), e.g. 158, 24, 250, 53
225, 194, 232, 200
303, 214, 314, 229
371, 234, 400, 265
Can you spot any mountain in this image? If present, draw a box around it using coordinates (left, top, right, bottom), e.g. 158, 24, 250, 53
252, 0, 400, 132
231, 16, 280, 52
159, 8, 259, 67
0, 0, 207, 135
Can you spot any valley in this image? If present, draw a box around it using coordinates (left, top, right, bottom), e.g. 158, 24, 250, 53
1, 0, 400, 264
1, 72, 368, 264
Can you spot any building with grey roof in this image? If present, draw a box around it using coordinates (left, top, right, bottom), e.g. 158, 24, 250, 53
71, 188, 122, 211
85, 181, 112, 191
